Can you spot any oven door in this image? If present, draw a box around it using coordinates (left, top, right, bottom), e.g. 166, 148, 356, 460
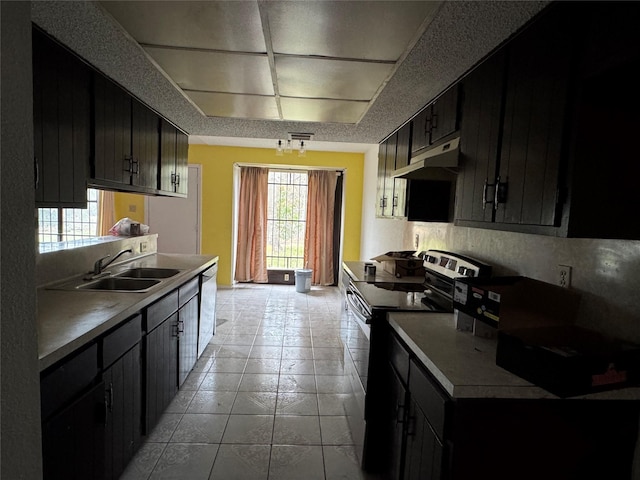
345, 283, 372, 339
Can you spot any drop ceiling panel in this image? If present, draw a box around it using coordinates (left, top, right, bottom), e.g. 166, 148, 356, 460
276, 56, 394, 100
266, 1, 442, 60
186, 91, 280, 120
101, 1, 266, 52
281, 97, 369, 124
144, 47, 274, 95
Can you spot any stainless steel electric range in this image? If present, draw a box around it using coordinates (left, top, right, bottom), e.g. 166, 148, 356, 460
341, 250, 492, 471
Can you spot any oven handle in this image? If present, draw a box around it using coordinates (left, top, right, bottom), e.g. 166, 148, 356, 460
346, 290, 372, 325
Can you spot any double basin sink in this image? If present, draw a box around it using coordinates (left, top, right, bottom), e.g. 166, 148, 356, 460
49, 268, 182, 293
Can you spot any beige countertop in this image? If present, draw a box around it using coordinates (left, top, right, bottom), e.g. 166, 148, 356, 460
37, 253, 217, 371
388, 312, 640, 401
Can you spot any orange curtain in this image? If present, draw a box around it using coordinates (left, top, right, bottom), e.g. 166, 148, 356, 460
304, 170, 338, 286
234, 167, 269, 283
97, 190, 116, 236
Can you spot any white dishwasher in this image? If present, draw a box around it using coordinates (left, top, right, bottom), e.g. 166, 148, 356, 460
198, 261, 218, 358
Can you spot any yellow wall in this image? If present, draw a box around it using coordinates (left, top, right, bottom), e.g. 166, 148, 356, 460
189, 145, 364, 285
113, 192, 146, 224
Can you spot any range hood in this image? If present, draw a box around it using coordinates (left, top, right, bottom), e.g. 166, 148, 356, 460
392, 135, 459, 180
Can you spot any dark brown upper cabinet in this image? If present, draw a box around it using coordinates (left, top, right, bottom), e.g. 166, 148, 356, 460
33, 27, 188, 202
159, 119, 188, 197
33, 27, 91, 208
92, 74, 160, 195
456, 50, 506, 225
494, 5, 574, 228
411, 86, 459, 157
92, 73, 133, 189
376, 122, 410, 218
455, 4, 577, 235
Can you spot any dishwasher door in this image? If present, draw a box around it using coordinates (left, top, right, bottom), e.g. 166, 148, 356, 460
198, 262, 218, 358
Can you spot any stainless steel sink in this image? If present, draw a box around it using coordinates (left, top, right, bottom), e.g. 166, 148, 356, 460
115, 268, 181, 279
77, 277, 161, 292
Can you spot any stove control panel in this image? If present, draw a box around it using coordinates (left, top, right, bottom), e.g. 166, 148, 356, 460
419, 250, 491, 280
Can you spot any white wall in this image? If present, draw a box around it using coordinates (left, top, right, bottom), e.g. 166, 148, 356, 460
359, 145, 405, 261
0, 2, 43, 477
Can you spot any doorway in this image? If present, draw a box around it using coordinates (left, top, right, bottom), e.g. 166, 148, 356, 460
145, 164, 201, 254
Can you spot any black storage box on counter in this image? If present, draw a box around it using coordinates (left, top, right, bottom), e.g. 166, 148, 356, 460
454, 276, 640, 396
452, 276, 580, 330
496, 326, 640, 397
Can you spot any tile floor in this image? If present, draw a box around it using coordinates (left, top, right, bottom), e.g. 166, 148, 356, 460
121, 283, 376, 480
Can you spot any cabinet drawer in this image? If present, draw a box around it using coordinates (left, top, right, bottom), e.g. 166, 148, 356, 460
102, 314, 142, 369
409, 358, 450, 441
146, 290, 179, 332
388, 332, 410, 385
179, 276, 199, 307
40, 343, 98, 420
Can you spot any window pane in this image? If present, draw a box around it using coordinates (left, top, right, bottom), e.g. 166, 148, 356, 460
38, 188, 100, 244
266, 170, 308, 270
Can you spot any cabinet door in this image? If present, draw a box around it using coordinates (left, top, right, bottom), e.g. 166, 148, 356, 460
384, 133, 398, 217
404, 399, 444, 480
159, 118, 177, 193
456, 50, 506, 224
411, 108, 430, 155
145, 313, 178, 433
131, 99, 159, 190
33, 28, 90, 207
175, 129, 189, 196
386, 363, 407, 480
103, 344, 142, 480
376, 142, 388, 217
178, 295, 199, 386
42, 381, 106, 480
93, 73, 132, 186
495, 7, 573, 226
430, 86, 459, 145
393, 124, 410, 217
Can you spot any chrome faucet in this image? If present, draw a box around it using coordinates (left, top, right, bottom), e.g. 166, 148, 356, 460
92, 248, 133, 276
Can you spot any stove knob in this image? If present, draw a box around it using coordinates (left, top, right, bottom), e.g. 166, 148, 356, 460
424, 254, 437, 264
458, 266, 475, 277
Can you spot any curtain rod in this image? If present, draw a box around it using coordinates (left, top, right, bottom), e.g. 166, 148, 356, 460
234, 163, 344, 174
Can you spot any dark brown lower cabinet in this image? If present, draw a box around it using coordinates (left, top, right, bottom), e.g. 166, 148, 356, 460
145, 312, 179, 433
103, 343, 142, 480
377, 328, 640, 480
386, 363, 407, 480
41, 381, 106, 480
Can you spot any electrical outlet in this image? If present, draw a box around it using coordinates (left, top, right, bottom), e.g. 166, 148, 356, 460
558, 264, 572, 288
284, 273, 290, 282
140, 242, 148, 253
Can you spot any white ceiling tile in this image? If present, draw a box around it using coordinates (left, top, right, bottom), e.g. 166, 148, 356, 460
186, 91, 280, 120
281, 97, 369, 124
144, 47, 274, 95
276, 56, 394, 100
266, 1, 442, 60
101, 1, 266, 52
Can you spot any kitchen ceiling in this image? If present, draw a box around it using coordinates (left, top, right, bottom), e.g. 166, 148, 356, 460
100, 1, 441, 124
31, 1, 550, 144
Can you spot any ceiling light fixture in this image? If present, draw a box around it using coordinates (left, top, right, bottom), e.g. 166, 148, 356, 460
275, 133, 314, 157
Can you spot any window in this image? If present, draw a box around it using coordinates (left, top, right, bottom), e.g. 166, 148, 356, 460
38, 188, 99, 244
266, 170, 308, 269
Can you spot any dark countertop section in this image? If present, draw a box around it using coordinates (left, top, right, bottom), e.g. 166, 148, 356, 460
343, 261, 425, 284
37, 253, 218, 371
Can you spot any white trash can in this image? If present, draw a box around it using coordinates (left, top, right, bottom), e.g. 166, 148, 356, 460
295, 269, 313, 293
